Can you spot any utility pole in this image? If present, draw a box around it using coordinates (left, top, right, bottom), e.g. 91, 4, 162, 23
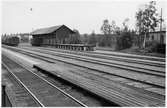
160, 8, 162, 32
160, 8, 163, 44
30, 8, 33, 43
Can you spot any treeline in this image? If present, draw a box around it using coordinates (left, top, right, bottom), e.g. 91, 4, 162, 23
79, 29, 137, 51
72, 18, 138, 51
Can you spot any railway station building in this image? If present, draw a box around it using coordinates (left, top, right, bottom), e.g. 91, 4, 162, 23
31, 25, 75, 46
31, 25, 95, 51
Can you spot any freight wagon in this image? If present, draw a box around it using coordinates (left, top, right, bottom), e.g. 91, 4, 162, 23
2, 36, 20, 46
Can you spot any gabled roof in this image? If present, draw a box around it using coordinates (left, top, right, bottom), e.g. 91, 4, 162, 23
31, 25, 74, 35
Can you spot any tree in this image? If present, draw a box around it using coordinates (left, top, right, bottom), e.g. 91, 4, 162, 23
100, 19, 110, 35
88, 30, 97, 45
73, 29, 80, 35
116, 31, 133, 50
68, 29, 81, 44
122, 18, 130, 32
136, 1, 159, 48
101, 19, 120, 35
110, 20, 116, 34
81, 34, 89, 44
115, 26, 121, 35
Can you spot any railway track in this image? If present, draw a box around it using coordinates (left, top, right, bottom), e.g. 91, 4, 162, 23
2, 65, 41, 107
94, 50, 165, 62
20, 45, 165, 62
3, 46, 165, 92
21, 47, 165, 77
2, 55, 87, 107
6, 46, 165, 87
22, 46, 165, 67
2, 46, 165, 106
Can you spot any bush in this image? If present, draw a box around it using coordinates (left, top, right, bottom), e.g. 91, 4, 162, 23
98, 37, 106, 47
98, 35, 114, 47
145, 41, 158, 52
88, 35, 97, 45
115, 32, 133, 50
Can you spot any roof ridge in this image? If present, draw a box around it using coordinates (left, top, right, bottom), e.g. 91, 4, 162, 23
31, 25, 64, 35
31, 25, 74, 35
37, 25, 63, 30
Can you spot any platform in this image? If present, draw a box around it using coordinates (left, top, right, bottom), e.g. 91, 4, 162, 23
33, 63, 165, 107
2, 48, 42, 68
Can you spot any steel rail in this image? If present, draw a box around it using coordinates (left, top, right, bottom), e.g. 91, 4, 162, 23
21, 46, 165, 67
5, 46, 165, 76
19, 45, 165, 62
22, 47, 165, 77
2, 62, 45, 107
28, 46, 165, 65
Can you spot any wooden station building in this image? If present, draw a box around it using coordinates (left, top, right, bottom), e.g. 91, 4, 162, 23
31, 25, 94, 51
31, 25, 75, 46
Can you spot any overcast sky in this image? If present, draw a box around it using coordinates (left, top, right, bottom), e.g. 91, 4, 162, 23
2, 0, 166, 34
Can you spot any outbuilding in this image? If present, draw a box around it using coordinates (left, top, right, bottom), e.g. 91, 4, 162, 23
147, 31, 166, 44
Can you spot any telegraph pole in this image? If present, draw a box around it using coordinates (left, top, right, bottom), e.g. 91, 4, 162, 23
30, 8, 33, 42
160, 8, 163, 44
160, 8, 162, 32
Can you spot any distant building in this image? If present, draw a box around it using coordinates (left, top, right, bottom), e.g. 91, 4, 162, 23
147, 31, 166, 44
31, 25, 75, 46
20, 33, 30, 43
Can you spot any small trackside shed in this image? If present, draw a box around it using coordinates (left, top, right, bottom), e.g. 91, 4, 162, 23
147, 31, 166, 44
31, 25, 75, 46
